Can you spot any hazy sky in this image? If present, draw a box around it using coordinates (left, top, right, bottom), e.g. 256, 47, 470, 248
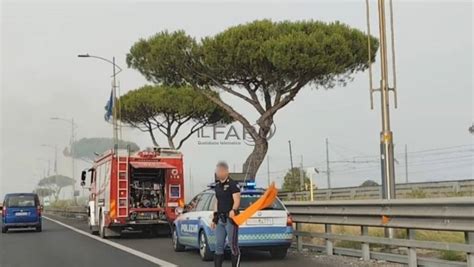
1, 0, 473, 200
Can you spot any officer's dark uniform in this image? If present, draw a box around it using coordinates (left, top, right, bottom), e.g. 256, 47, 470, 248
213, 177, 241, 267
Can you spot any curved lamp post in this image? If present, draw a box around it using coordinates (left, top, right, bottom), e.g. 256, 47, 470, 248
77, 53, 123, 145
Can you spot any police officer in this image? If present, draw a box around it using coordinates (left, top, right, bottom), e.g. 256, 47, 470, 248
212, 161, 241, 267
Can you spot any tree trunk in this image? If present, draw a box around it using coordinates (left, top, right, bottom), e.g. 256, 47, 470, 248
242, 137, 268, 180
197, 89, 274, 179
53, 188, 61, 201
148, 129, 159, 147
167, 137, 176, 149
242, 116, 274, 179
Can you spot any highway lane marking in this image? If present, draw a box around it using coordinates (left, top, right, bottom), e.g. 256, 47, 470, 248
43, 216, 178, 267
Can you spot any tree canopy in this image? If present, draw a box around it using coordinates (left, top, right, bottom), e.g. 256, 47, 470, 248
119, 85, 232, 149
281, 167, 311, 192
37, 175, 75, 200
63, 137, 140, 161
127, 19, 378, 178
360, 180, 379, 187
33, 187, 55, 199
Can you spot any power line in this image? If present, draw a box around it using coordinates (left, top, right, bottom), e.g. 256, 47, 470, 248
331, 156, 473, 175
408, 162, 474, 175
401, 144, 472, 155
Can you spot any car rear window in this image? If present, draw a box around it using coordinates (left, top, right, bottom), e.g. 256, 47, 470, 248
239, 193, 285, 210
6, 195, 37, 207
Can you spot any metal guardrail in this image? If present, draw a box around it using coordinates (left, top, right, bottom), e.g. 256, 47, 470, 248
279, 179, 474, 201
45, 207, 88, 219
43, 198, 474, 266
284, 197, 474, 267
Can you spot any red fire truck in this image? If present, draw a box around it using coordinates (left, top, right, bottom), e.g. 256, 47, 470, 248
81, 147, 184, 238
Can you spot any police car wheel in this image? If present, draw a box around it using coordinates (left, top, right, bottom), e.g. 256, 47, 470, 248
172, 227, 185, 252
199, 231, 213, 261
1, 226, 7, 233
270, 248, 288, 259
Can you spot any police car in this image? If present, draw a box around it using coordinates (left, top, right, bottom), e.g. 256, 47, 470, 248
172, 181, 293, 261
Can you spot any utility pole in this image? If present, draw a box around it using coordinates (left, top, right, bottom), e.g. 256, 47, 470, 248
37, 158, 50, 177
51, 117, 78, 201
288, 140, 295, 191
266, 155, 270, 187
288, 140, 294, 171
404, 144, 408, 183
366, 0, 398, 200
299, 155, 304, 191
325, 138, 331, 189
42, 144, 58, 175
54, 145, 58, 174
47, 160, 51, 176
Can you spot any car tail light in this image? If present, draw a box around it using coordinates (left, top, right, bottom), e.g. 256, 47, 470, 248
2, 207, 6, 217
286, 213, 293, 226
37, 206, 42, 216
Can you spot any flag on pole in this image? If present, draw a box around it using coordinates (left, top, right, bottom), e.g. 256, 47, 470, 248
231, 182, 278, 226
104, 89, 114, 122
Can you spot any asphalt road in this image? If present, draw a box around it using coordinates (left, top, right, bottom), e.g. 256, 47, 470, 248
0, 218, 158, 267
0, 215, 343, 267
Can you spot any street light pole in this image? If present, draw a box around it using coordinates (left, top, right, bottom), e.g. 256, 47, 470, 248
77, 53, 122, 151
41, 144, 58, 175
51, 117, 77, 202
47, 160, 50, 176
37, 158, 51, 177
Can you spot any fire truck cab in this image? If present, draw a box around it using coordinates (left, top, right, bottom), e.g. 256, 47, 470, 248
81, 147, 184, 238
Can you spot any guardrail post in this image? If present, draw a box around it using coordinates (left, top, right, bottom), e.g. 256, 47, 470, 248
361, 226, 370, 261
407, 229, 417, 267
466, 232, 474, 267
325, 224, 333, 256
296, 222, 303, 252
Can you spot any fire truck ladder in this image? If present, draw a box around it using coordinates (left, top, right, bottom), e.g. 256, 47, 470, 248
117, 148, 130, 218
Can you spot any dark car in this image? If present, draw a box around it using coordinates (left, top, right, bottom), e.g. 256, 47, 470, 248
2, 193, 42, 233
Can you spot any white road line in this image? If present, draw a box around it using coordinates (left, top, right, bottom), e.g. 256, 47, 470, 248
43, 216, 178, 267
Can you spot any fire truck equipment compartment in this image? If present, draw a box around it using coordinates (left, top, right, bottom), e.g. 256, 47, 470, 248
130, 167, 166, 210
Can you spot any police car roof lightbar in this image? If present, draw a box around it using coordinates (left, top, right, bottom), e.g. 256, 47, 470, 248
208, 180, 256, 190
240, 180, 256, 189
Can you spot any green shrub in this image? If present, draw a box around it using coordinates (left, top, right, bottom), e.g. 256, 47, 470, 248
407, 188, 427, 199
440, 250, 465, 261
